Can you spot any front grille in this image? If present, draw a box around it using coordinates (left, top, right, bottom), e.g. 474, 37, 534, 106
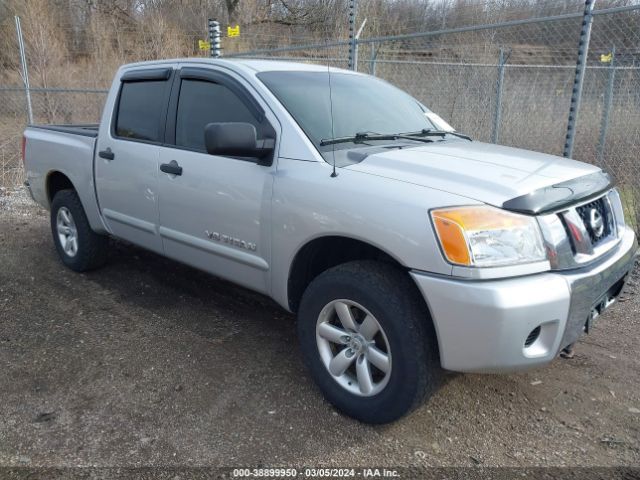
575, 197, 613, 246
539, 189, 623, 270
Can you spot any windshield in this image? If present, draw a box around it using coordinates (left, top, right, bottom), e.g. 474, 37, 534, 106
258, 71, 452, 152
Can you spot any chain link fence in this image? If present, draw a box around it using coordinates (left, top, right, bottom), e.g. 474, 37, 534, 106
1, 3, 639, 230
229, 4, 640, 230
0, 87, 107, 188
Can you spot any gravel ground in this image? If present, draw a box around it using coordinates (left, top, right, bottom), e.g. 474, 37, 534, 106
0, 187, 639, 470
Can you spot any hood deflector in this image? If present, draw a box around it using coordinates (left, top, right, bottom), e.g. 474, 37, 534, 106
502, 171, 613, 215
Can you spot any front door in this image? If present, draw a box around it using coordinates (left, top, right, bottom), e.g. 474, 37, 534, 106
157, 67, 277, 294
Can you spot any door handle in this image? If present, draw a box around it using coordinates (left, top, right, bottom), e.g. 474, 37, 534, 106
160, 160, 183, 176
99, 148, 115, 160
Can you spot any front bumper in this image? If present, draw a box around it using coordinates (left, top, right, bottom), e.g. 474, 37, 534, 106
411, 227, 637, 373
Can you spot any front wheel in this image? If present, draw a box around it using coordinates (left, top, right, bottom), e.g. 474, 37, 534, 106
297, 260, 441, 423
50, 189, 108, 272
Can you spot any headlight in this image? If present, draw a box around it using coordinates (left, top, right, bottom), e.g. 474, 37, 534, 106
431, 205, 547, 267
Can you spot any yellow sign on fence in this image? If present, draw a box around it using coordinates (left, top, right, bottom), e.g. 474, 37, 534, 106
600, 52, 613, 63
198, 40, 210, 51
227, 25, 240, 37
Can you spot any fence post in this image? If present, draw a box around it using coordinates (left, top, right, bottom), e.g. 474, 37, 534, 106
208, 19, 221, 58
348, 0, 358, 71
597, 46, 616, 166
563, 0, 596, 159
492, 47, 506, 144
14, 16, 33, 124
369, 42, 378, 76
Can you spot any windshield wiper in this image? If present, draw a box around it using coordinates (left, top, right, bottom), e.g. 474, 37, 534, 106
319, 131, 438, 147
401, 129, 472, 141
320, 129, 472, 147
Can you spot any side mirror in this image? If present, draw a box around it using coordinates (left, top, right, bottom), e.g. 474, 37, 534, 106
204, 122, 274, 165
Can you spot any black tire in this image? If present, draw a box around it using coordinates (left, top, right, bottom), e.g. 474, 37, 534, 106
50, 189, 108, 272
297, 260, 441, 424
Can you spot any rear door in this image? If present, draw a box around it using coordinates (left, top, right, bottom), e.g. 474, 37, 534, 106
95, 67, 174, 254
156, 66, 278, 294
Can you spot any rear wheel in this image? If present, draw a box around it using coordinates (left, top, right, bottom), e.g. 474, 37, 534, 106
297, 260, 441, 423
50, 189, 108, 272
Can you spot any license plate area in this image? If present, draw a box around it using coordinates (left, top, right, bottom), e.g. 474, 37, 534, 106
584, 275, 627, 334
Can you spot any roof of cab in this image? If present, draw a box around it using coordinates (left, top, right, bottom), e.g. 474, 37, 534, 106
119, 58, 356, 75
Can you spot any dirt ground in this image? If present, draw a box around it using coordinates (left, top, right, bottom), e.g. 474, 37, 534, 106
1, 187, 639, 470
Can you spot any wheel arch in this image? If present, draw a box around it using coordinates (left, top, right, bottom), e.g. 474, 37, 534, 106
45, 169, 108, 234
287, 235, 407, 313
46, 170, 76, 205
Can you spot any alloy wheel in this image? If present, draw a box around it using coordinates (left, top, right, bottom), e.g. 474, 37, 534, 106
316, 299, 392, 396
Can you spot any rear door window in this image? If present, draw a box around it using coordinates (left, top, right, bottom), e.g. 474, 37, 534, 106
115, 80, 168, 142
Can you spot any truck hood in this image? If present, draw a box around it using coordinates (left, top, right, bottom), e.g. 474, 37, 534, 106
345, 141, 601, 208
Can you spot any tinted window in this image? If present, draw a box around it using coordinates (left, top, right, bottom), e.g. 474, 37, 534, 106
175, 79, 259, 151
115, 80, 167, 142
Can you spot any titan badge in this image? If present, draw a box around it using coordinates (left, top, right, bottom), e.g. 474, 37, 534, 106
205, 230, 257, 252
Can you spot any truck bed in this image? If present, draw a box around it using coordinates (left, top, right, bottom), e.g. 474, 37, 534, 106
23, 123, 105, 233
28, 124, 99, 138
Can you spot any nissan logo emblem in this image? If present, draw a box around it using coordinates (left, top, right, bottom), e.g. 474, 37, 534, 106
589, 208, 605, 238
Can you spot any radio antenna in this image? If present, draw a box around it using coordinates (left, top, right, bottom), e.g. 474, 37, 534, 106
326, 39, 338, 178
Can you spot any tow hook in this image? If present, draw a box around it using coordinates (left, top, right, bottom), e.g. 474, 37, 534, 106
560, 343, 575, 359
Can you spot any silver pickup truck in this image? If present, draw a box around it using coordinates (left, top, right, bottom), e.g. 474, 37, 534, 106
23, 59, 637, 423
